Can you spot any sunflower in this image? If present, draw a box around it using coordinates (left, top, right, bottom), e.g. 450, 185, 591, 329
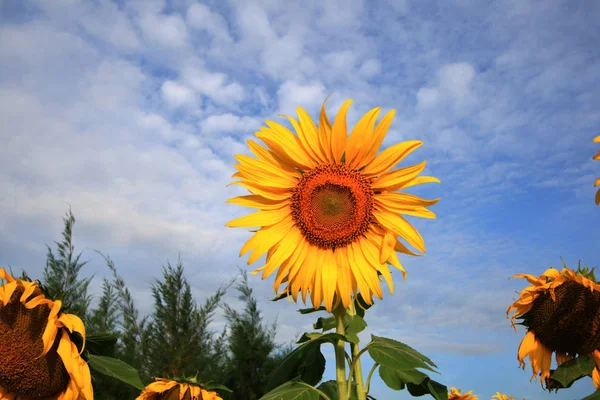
594, 135, 600, 205
226, 98, 439, 311
491, 394, 517, 400
137, 378, 223, 400
0, 268, 93, 399
506, 266, 600, 389
448, 387, 478, 400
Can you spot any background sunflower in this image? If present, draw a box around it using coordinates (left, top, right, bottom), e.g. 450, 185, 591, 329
0, 268, 93, 400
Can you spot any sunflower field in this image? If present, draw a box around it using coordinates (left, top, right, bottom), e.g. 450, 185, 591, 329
1, 102, 599, 400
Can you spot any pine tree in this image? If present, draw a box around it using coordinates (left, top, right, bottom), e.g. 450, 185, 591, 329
145, 258, 228, 381
42, 209, 93, 319
221, 270, 279, 400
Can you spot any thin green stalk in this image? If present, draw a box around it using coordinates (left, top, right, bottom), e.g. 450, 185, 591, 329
334, 307, 348, 400
351, 343, 367, 400
365, 363, 379, 394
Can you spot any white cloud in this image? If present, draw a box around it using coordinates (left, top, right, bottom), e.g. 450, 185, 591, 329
137, 12, 189, 48
161, 80, 198, 109
359, 58, 382, 78
182, 65, 245, 105
201, 113, 262, 134
276, 81, 328, 116
186, 3, 233, 44
436, 62, 476, 99
416, 87, 441, 109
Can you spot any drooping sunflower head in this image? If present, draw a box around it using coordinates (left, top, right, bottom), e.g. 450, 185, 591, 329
226, 98, 440, 311
594, 135, 600, 205
507, 264, 600, 388
136, 378, 223, 400
0, 267, 93, 399
448, 387, 478, 400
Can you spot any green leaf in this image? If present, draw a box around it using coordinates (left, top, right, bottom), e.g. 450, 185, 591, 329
407, 378, 447, 400
344, 314, 367, 344
317, 381, 337, 399
270, 292, 289, 302
548, 355, 595, 389
260, 380, 322, 400
87, 354, 145, 390
299, 306, 327, 314
379, 366, 427, 390
367, 335, 438, 373
267, 333, 348, 391
202, 382, 233, 393
85, 332, 118, 357
582, 389, 600, 400
354, 293, 372, 318
314, 316, 336, 332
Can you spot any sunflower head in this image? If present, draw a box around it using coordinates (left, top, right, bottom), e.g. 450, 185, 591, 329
448, 387, 478, 400
0, 267, 93, 399
507, 264, 600, 388
593, 135, 600, 205
137, 378, 223, 400
226, 98, 440, 311
491, 394, 519, 400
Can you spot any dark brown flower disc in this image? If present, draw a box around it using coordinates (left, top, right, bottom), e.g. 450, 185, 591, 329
0, 288, 70, 396
160, 386, 192, 400
528, 281, 600, 354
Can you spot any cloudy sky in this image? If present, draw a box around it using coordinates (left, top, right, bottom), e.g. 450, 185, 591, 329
1, 0, 599, 398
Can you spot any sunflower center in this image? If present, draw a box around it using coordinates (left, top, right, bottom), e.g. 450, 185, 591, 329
0, 288, 70, 396
527, 280, 600, 354
291, 163, 374, 249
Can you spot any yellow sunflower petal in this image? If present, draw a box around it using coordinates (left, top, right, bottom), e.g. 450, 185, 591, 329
361, 238, 394, 294
399, 175, 441, 189
318, 95, 333, 160
374, 209, 426, 253
371, 161, 427, 190
595, 177, 600, 187
227, 181, 291, 201
594, 368, 600, 389
289, 109, 327, 163
376, 192, 440, 207
255, 227, 301, 279
363, 140, 423, 177
246, 139, 297, 173
594, 150, 600, 161
241, 217, 295, 264
226, 207, 292, 228
40, 300, 62, 357
227, 195, 289, 210
320, 249, 337, 311
594, 135, 600, 142
1, 280, 17, 305
596, 188, 600, 205
0, 267, 15, 283
330, 99, 352, 163
346, 107, 381, 169
354, 109, 396, 170
259, 122, 316, 169
517, 331, 537, 368
56, 330, 83, 388
19, 281, 39, 303
334, 247, 353, 309
57, 313, 86, 354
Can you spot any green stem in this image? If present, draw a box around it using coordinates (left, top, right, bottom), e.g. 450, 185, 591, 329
351, 343, 367, 400
365, 363, 379, 394
334, 307, 348, 400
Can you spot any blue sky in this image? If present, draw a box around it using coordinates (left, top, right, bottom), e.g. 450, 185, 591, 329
0, 0, 599, 398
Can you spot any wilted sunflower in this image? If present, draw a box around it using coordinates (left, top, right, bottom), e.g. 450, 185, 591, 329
0, 268, 93, 399
594, 135, 600, 205
448, 387, 478, 400
507, 266, 600, 388
226, 98, 439, 311
137, 378, 223, 400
